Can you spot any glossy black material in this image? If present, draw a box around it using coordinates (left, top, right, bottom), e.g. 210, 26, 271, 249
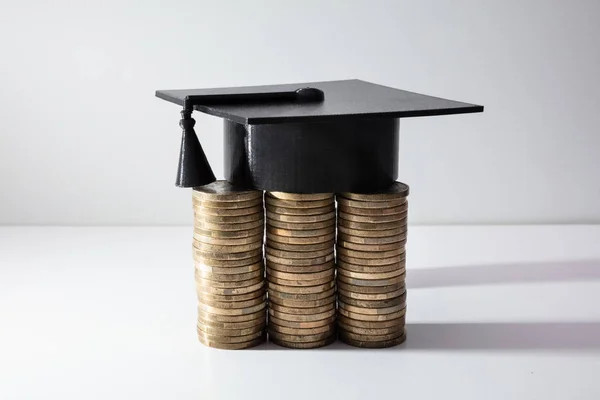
175, 110, 216, 187
224, 118, 399, 193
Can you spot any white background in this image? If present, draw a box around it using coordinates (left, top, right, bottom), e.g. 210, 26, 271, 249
1, 0, 599, 226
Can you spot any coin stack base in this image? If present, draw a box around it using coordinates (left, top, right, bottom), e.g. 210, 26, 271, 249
336, 182, 409, 348
265, 192, 337, 349
192, 181, 267, 350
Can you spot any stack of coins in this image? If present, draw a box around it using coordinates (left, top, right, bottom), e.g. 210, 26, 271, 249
192, 181, 267, 350
336, 182, 409, 348
264, 192, 337, 349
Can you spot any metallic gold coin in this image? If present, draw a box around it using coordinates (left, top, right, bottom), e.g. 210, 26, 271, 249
267, 217, 335, 230
266, 238, 334, 252
336, 197, 406, 209
269, 335, 335, 349
195, 261, 264, 275
267, 280, 334, 294
267, 275, 333, 288
265, 252, 334, 266
195, 268, 264, 282
193, 204, 263, 217
266, 246, 333, 260
198, 314, 266, 330
266, 197, 333, 209
266, 204, 334, 216
197, 320, 265, 336
338, 286, 405, 301
193, 232, 263, 246
337, 267, 406, 281
338, 321, 403, 336
266, 268, 334, 281
192, 181, 263, 202
192, 196, 263, 209
338, 314, 405, 330
339, 330, 406, 348
336, 245, 405, 260
338, 258, 405, 273
192, 252, 263, 267
268, 192, 333, 201
196, 286, 265, 303
267, 231, 335, 245
338, 217, 407, 231
337, 280, 405, 295
192, 246, 262, 261
269, 298, 335, 315
197, 328, 264, 344
194, 218, 264, 232
266, 259, 334, 274
337, 252, 406, 266
338, 292, 406, 309
338, 211, 407, 223
198, 293, 266, 310
198, 299, 266, 316
195, 276, 263, 290
337, 239, 406, 252
338, 305, 406, 322
267, 287, 336, 303
195, 212, 263, 224
197, 280, 264, 296
337, 272, 405, 287
338, 328, 404, 343
338, 224, 407, 238
269, 308, 336, 323
198, 334, 265, 350
267, 329, 334, 343
266, 225, 335, 238
339, 182, 409, 201
339, 203, 407, 216
197, 307, 265, 323
267, 210, 335, 223
338, 299, 405, 315
194, 225, 264, 239
338, 232, 407, 245
269, 319, 335, 334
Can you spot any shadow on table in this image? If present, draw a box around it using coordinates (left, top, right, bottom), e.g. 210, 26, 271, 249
407, 259, 600, 289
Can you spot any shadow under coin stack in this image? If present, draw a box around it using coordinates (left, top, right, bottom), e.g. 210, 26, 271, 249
192, 181, 267, 349
336, 182, 409, 348
265, 192, 337, 348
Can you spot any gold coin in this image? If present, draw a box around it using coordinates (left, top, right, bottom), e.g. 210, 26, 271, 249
267, 217, 335, 230
197, 328, 264, 344
195, 276, 263, 290
198, 293, 266, 310
338, 292, 406, 309
269, 319, 335, 334
339, 330, 406, 348
266, 238, 334, 252
192, 246, 262, 261
198, 314, 266, 330
337, 280, 405, 295
338, 328, 404, 343
338, 305, 406, 322
194, 218, 264, 232
267, 275, 333, 288
267, 329, 334, 343
338, 225, 407, 238
339, 203, 407, 216
266, 246, 333, 260
193, 204, 263, 217
194, 212, 263, 224
267, 287, 336, 303
192, 252, 263, 267
269, 308, 336, 323
338, 300, 405, 315
338, 314, 405, 330
196, 286, 264, 302
265, 252, 334, 266
337, 252, 406, 266
338, 232, 407, 245
197, 307, 265, 323
339, 182, 409, 201
195, 268, 264, 282
192, 196, 263, 209
268, 192, 333, 201
337, 272, 405, 287
267, 280, 334, 294
336, 245, 405, 260
337, 239, 406, 252
266, 225, 335, 238
266, 197, 333, 209
269, 335, 335, 349
266, 204, 334, 216
338, 321, 403, 336
269, 299, 335, 316
194, 225, 264, 239
267, 210, 335, 223
266, 268, 334, 282
197, 280, 264, 296
192, 181, 263, 202
338, 258, 405, 273
195, 261, 264, 275
267, 232, 335, 245
336, 197, 406, 209
338, 217, 407, 231
198, 334, 265, 350
338, 286, 405, 301
198, 299, 266, 316
266, 259, 334, 274
337, 267, 406, 281
197, 321, 265, 336
193, 232, 263, 246
338, 211, 407, 224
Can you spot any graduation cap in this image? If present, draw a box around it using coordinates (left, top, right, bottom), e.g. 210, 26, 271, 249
155, 79, 483, 193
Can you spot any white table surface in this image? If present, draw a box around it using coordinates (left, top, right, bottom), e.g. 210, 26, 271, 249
1, 225, 599, 399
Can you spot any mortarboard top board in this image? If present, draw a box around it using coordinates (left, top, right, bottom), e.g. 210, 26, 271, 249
155, 79, 483, 193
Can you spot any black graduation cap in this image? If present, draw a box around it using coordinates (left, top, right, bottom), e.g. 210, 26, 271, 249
155, 79, 483, 193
